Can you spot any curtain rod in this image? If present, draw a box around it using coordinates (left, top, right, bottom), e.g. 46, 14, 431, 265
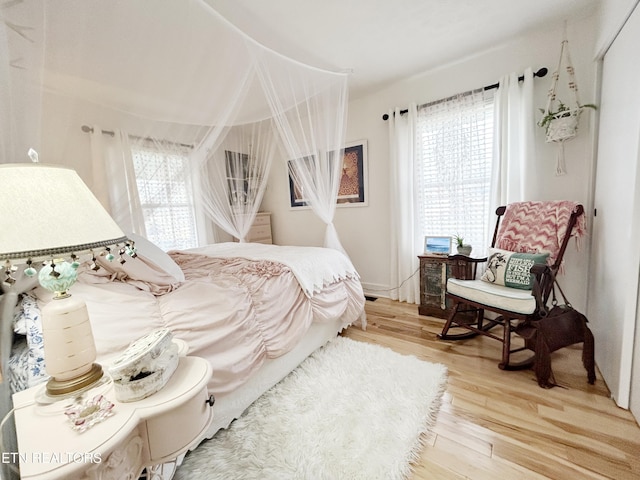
381, 67, 548, 121
80, 125, 194, 149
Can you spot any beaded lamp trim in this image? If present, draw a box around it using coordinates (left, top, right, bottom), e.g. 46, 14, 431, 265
0, 236, 130, 261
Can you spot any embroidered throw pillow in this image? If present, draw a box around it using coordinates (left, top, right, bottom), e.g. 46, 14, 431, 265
480, 248, 550, 290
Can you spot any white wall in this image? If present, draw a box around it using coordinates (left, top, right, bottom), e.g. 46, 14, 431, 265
263, 12, 600, 311
595, 0, 639, 55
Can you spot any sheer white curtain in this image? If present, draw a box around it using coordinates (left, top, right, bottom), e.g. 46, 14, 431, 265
88, 128, 146, 237
195, 121, 277, 243
23, 0, 350, 254
388, 104, 420, 303
0, 2, 44, 165
0, 6, 46, 477
490, 68, 536, 214
416, 89, 495, 258
253, 47, 349, 253
129, 137, 198, 250
285, 148, 345, 253
391, 89, 496, 304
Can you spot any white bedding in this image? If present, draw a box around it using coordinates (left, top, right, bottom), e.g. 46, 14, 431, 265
185, 242, 360, 297
10, 243, 366, 401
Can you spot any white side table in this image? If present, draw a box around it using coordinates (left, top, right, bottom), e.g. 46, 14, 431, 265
12, 356, 213, 480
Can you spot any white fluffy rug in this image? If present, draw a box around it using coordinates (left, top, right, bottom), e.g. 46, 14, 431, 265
174, 336, 448, 480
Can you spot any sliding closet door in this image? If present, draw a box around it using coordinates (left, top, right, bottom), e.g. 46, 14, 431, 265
588, 3, 640, 412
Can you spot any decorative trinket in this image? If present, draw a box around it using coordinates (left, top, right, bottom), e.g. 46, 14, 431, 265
64, 394, 115, 433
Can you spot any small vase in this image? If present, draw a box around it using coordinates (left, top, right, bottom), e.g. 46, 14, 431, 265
457, 245, 472, 256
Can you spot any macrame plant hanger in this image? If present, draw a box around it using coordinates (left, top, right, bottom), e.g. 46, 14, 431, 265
540, 30, 582, 176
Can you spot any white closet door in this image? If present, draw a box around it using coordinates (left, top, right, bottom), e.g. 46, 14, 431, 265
588, 3, 640, 411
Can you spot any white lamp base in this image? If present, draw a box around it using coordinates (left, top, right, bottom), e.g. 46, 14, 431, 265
41, 289, 103, 396
35, 374, 112, 407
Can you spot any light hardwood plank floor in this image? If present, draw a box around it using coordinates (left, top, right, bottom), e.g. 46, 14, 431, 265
340, 297, 640, 480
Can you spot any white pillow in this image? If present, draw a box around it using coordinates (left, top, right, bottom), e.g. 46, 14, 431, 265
480, 247, 549, 290
127, 233, 185, 282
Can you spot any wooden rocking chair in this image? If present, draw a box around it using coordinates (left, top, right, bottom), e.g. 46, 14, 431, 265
437, 201, 585, 370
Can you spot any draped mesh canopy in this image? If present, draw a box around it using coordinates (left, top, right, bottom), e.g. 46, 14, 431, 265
1, 4, 350, 472
0, 0, 349, 249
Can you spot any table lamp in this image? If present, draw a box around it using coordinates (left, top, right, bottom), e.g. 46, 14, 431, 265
0, 163, 134, 397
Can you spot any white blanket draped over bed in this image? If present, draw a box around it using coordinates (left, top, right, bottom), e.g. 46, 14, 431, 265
12, 243, 365, 398
184, 243, 360, 297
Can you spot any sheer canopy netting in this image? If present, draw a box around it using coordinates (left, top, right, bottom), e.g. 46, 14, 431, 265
0, 0, 349, 248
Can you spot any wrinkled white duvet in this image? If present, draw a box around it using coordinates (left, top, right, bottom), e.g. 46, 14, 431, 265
28, 245, 365, 397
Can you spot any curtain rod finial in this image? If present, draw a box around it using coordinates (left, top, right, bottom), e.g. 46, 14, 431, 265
382, 113, 389, 121
535, 67, 548, 78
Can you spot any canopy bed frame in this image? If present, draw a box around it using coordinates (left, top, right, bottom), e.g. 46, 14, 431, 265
1, 3, 360, 478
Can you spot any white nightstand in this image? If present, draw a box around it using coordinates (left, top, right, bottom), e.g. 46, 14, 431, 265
12, 356, 213, 480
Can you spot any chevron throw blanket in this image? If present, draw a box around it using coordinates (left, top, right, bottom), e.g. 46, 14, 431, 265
495, 201, 586, 268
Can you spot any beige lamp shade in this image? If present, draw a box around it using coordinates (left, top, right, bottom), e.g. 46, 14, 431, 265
0, 163, 130, 397
0, 163, 127, 263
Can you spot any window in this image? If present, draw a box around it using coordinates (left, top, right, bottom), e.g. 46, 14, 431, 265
415, 88, 495, 256
131, 142, 198, 251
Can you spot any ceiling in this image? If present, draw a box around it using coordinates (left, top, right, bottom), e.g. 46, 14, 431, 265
205, 0, 600, 99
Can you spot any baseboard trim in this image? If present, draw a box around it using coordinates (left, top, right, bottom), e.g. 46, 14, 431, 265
360, 282, 391, 299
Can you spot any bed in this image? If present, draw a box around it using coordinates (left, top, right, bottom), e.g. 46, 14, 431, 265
6, 240, 366, 451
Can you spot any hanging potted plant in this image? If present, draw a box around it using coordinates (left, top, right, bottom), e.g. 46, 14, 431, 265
538, 101, 597, 143
539, 36, 597, 174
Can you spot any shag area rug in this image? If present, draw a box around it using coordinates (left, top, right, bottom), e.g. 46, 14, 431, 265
174, 336, 448, 480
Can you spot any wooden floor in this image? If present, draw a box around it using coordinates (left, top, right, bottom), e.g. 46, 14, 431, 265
341, 297, 640, 480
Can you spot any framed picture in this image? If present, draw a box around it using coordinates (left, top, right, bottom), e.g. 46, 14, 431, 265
225, 150, 250, 206
337, 140, 367, 207
287, 141, 368, 208
423, 236, 452, 256
288, 155, 315, 208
